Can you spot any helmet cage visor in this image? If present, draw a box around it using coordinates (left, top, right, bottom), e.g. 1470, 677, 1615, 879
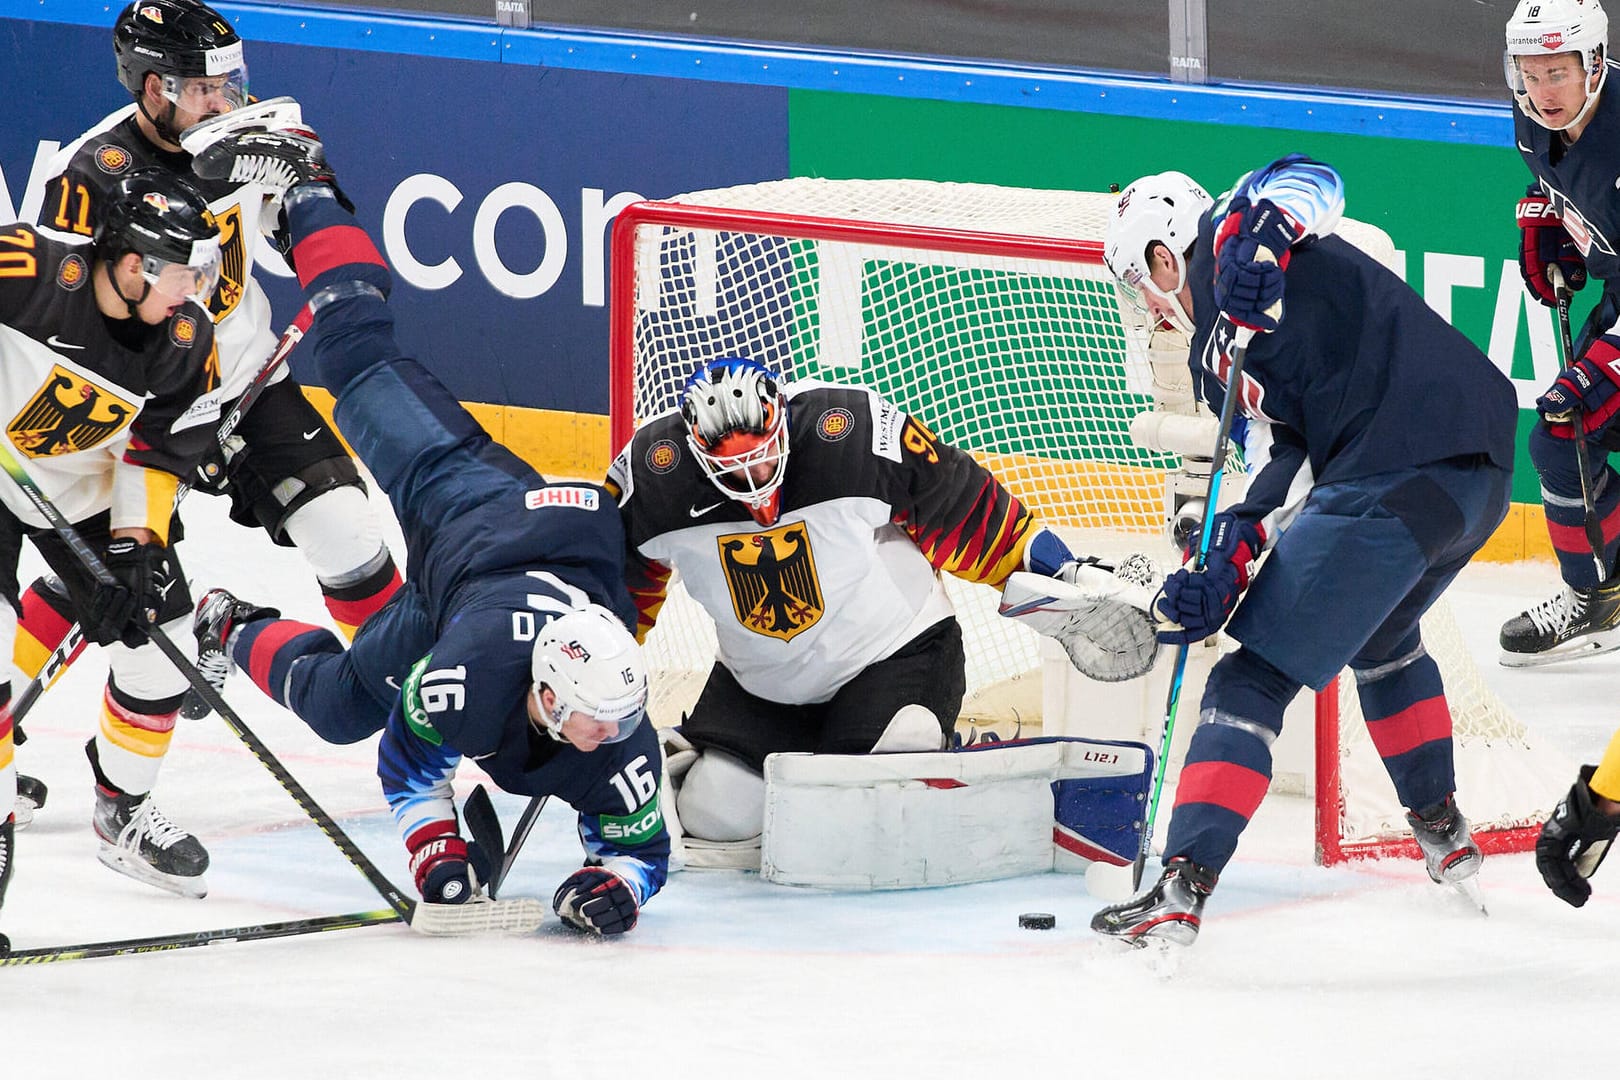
157, 65, 248, 115
531, 680, 647, 745
139, 240, 221, 303
692, 421, 790, 506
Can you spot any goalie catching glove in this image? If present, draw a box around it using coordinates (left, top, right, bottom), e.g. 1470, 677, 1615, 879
1156, 512, 1266, 645
999, 540, 1162, 682
553, 866, 639, 935
1536, 765, 1619, 908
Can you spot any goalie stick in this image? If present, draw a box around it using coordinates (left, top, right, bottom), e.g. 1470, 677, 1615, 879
1551, 264, 1608, 582
1129, 323, 1256, 893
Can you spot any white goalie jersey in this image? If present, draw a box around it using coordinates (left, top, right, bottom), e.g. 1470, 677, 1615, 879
607, 381, 1042, 705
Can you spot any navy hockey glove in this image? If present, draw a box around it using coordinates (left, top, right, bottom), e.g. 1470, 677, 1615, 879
1536, 765, 1619, 908
1535, 344, 1620, 434
1155, 512, 1266, 645
1213, 197, 1305, 333
406, 819, 491, 904
1517, 188, 1587, 309
553, 866, 639, 935
86, 538, 175, 647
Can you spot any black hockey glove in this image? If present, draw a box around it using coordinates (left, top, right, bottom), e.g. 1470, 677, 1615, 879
553, 867, 639, 935
86, 538, 175, 647
1155, 512, 1266, 646
1536, 765, 1620, 908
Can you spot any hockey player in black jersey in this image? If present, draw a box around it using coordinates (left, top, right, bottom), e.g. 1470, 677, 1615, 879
15, 0, 401, 774
1498, 0, 1620, 665
181, 124, 666, 935
1089, 157, 1517, 948
608, 353, 1142, 867
0, 168, 224, 909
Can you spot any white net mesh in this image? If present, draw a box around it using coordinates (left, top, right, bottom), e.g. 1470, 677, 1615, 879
614, 177, 1559, 856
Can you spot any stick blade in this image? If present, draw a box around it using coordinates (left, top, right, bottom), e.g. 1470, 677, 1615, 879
409, 897, 547, 936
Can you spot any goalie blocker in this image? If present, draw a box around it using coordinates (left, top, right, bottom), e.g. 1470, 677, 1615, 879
760, 736, 1152, 889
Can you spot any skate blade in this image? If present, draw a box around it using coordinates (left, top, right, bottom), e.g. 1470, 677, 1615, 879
96, 845, 207, 899
410, 896, 547, 936
1499, 631, 1620, 668
1451, 875, 1489, 916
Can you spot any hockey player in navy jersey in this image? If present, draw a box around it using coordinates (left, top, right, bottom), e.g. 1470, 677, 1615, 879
181, 125, 667, 935
1499, 0, 1620, 665
1091, 156, 1517, 947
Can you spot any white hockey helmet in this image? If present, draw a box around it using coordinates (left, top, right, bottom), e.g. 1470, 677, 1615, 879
530, 604, 648, 746
1102, 171, 1212, 335
680, 356, 790, 523
1505, 0, 1609, 131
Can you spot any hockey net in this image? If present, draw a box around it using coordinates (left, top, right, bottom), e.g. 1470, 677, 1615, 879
607, 177, 1560, 866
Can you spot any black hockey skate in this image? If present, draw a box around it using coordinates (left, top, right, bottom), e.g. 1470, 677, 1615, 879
191, 126, 338, 196
89, 733, 208, 898
1091, 856, 1217, 948
190, 589, 280, 712
1406, 794, 1482, 886
12, 774, 47, 829
93, 783, 210, 899
1499, 577, 1620, 667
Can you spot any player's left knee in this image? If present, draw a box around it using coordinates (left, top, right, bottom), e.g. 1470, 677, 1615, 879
870, 704, 948, 753
267, 458, 369, 547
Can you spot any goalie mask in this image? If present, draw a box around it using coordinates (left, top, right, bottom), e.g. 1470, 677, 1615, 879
95, 166, 223, 308
530, 605, 648, 747
1505, 0, 1609, 132
115, 0, 248, 143
1103, 171, 1212, 336
681, 357, 791, 526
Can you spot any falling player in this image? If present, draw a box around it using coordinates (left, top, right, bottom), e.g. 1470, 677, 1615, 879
608, 356, 1146, 863
1498, 0, 1620, 665
13, 0, 403, 826
182, 122, 666, 935
1091, 155, 1517, 947
0, 169, 223, 907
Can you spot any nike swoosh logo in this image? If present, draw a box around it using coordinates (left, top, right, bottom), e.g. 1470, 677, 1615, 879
47, 335, 83, 350
302, 429, 320, 440
1517, 142, 1533, 153
689, 501, 724, 517
385, 676, 401, 690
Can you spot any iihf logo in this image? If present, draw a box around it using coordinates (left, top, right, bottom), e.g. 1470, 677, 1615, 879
562, 640, 590, 661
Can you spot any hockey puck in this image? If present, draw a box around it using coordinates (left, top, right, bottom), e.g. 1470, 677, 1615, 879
1018, 912, 1056, 930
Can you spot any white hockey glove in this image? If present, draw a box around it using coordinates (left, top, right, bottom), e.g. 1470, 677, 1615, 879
997, 554, 1162, 682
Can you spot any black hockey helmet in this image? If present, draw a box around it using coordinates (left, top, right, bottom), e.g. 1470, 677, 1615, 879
95, 166, 222, 302
114, 0, 246, 103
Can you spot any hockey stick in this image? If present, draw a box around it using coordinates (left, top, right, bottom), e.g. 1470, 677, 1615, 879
0, 440, 416, 923
1550, 265, 1609, 581
1, 303, 314, 733
1129, 323, 1255, 893
460, 784, 550, 898
0, 908, 401, 966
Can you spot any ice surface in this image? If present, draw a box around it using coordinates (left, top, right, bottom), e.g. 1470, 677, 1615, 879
3, 490, 1611, 1079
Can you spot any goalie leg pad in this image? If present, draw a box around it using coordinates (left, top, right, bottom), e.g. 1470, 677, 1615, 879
761, 737, 1151, 889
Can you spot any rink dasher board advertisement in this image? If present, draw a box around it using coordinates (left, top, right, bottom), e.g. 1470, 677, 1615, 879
0, 0, 1558, 516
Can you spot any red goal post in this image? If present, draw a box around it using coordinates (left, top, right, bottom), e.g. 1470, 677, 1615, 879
607, 177, 1565, 867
